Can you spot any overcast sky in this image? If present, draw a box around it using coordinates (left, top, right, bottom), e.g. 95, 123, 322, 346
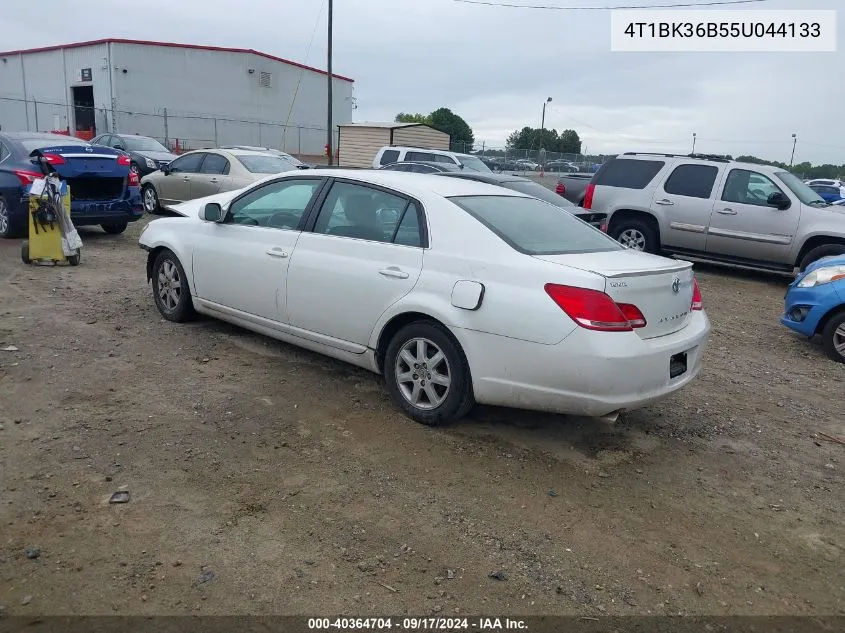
3, 0, 843, 163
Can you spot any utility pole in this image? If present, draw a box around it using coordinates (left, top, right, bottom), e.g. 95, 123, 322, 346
790, 133, 797, 167
326, 0, 334, 166
691, 132, 697, 154
539, 96, 552, 175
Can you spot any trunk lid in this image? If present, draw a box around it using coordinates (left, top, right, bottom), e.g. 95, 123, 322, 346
31, 144, 129, 180
534, 250, 695, 339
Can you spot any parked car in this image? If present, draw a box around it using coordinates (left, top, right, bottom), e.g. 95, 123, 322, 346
806, 179, 844, 188
220, 145, 310, 169
545, 160, 578, 173
139, 169, 709, 425
514, 159, 539, 171
434, 170, 607, 230
372, 146, 491, 173
781, 254, 845, 363
556, 172, 595, 205
809, 183, 845, 203
0, 131, 142, 237
584, 152, 845, 272
379, 161, 462, 173
140, 148, 300, 213
91, 133, 177, 177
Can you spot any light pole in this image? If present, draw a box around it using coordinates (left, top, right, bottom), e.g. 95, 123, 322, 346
539, 97, 552, 173
691, 132, 697, 154
326, 0, 334, 166
790, 133, 797, 167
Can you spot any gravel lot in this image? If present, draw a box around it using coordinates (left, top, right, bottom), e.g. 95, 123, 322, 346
0, 217, 843, 616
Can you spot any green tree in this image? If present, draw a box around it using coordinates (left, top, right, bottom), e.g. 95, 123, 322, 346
395, 112, 430, 124
429, 107, 474, 152
558, 129, 582, 154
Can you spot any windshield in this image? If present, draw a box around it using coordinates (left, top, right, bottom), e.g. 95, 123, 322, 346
457, 155, 492, 173
237, 154, 299, 174
776, 171, 827, 205
503, 180, 577, 208
449, 195, 620, 255
122, 136, 169, 152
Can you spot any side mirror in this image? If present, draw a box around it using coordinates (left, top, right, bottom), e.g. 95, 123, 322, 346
200, 202, 224, 222
767, 192, 790, 210
161, 163, 171, 175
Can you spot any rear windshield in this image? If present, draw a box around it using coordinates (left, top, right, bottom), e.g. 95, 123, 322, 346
594, 158, 664, 189
237, 154, 299, 174
449, 195, 621, 255
20, 138, 90, 153
502, 179, 577, 208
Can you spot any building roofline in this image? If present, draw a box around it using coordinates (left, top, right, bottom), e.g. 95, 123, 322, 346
339, 123, 440, 131
0, 38, 354, 83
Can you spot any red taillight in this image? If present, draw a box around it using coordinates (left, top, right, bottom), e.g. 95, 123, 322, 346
544, 284, 637, 332
13, 169, 43, 186
582, 183, 595, 209
128, 170, 140, 187
691, 279, 703, 311
555, 182, 566, 196
117, 154, 131, 166
42, 153, 65, 165
618, 303, 647, 328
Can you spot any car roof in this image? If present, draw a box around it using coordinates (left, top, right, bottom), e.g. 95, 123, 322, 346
613, 153, 788, 174
436, 172, 530, 184
304, 169, 529, 199
113, 133, 158, 140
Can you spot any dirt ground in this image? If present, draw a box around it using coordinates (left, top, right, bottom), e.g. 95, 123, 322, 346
0, 217, 842, 617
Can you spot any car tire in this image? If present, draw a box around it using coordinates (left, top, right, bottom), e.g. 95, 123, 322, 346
151, 249, 195, 323
142, 184, 161, 215
611, 219, 659, 254
0, 195, 25, 239
102, 221, 128, 235
821, 310, 845, 364
799, 244, 845, 272
384, 320, 475, 426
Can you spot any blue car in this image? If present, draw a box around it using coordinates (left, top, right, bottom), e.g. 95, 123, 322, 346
0, 131, 143, 238
809, 184, 845, 204
781, 254, 845, 363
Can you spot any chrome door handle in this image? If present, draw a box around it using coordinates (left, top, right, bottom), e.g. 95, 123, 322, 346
379, 267, 409, 279
209, 178, 219, 183
266, 248, 288, 258
655, 199, 675, 206
183, 176, 190, 181
716, 208, 737, 215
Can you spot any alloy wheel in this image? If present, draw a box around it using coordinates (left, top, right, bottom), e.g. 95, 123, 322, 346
157, 259, 181, 311
0, 199, 9, 235
395, 337, 451, 410
143, 187, 158, 212
619, 228, 646, 251
834, 324, 845, 358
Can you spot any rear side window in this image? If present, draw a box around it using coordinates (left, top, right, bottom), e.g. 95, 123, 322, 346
432, 153, 457, 164
663, 164, 719, 199
406, 151, 437, 162
379, 149, 400, 166
200, 153, 230, 175
0, 142, 9, 162
449, 195, 620, 256
594, 158, 664, 189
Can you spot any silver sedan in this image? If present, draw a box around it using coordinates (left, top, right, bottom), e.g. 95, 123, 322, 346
140, 148, 301, 213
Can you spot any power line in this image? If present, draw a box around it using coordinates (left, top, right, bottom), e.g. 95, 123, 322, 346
452, 0, 768, 9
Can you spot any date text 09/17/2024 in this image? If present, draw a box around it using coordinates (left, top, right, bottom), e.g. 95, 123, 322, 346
307, 617, 528, 630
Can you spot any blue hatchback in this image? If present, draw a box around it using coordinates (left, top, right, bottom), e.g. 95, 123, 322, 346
781, 255, 845, 363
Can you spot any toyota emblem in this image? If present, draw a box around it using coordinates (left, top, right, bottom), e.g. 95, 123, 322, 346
671, 277, 681, 294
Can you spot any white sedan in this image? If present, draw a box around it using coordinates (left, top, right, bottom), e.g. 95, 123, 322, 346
139, 170, 710, 425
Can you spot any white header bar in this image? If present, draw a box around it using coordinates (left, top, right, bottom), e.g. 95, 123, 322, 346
610, 10, 837, 52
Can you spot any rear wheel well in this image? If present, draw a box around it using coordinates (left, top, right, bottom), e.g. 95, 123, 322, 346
795, 236, 845, 268
816, 305, 845, 336
608, 210, 660, 238
375, 312, 457, 374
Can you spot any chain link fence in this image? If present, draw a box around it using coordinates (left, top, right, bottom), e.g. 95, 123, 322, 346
450, 140, 609, 174
0, 95, 333, 157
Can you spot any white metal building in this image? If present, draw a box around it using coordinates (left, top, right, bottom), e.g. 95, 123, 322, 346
337, 122, 450, 168
0, 38, 354, 155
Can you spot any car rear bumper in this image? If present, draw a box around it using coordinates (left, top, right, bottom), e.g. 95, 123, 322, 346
68, 187, 143, 226
780, 284, 843, 337
456, 311, 710, 418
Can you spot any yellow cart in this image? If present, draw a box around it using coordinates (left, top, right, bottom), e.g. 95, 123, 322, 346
21, 179, 81, 266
